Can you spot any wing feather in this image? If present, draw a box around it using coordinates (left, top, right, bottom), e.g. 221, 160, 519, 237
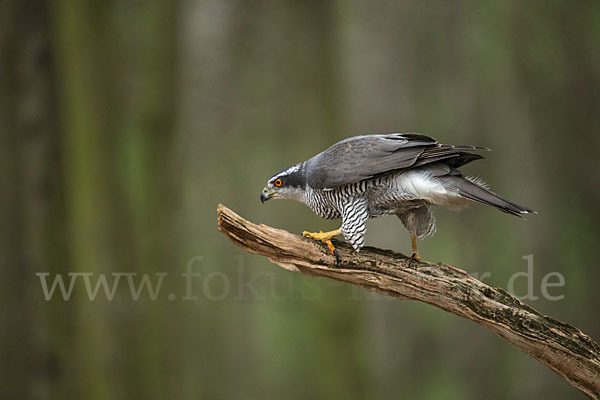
305, 133, 488, 189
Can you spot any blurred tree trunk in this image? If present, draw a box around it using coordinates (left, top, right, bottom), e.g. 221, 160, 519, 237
49, 0, 180, 398
0, 0, 179, 399
0, 1, 65, 398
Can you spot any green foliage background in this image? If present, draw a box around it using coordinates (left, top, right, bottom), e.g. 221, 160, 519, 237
1, 1, 599, 399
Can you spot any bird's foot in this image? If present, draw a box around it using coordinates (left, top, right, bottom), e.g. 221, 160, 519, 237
302, 230, 340, 242
302, 229, 342, 266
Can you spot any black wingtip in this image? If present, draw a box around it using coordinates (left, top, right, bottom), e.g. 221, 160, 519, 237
401, 133, 438, 144
446, 153, 484, 168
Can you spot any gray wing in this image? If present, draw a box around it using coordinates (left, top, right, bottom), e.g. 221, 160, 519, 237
305, 133, 487, 189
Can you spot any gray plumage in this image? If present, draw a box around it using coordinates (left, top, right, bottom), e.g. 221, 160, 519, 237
261, 133, 534, 252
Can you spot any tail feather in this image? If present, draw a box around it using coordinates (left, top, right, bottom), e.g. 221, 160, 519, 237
443, 176, 535, 217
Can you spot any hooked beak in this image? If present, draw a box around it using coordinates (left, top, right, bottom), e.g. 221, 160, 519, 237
260, 188, 274, 203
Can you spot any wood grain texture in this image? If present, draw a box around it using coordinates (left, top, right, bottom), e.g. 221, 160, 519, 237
217, 204, 600, 398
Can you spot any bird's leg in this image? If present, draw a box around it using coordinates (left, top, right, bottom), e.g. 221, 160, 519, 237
402, 211, 423, 265
302, 228, 342, 264
410, 234, 422, 263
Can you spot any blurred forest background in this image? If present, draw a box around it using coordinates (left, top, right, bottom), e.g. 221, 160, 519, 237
1, 0, 599, 399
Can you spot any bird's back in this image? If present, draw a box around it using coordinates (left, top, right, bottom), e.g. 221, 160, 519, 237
305, 133, 487, 190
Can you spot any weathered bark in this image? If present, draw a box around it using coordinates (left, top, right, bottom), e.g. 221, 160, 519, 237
217, 204, 600, 399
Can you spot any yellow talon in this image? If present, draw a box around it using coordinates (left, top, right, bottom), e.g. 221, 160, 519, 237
302, 229, 342, 259
325, 240, 336, 255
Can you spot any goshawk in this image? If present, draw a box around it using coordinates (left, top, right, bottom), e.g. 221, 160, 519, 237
260, 133, 534, 261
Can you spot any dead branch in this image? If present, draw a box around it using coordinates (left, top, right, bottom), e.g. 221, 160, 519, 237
217, 204, 600, 398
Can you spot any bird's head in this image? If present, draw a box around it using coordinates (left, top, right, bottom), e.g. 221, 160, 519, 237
261, 162, 306, 203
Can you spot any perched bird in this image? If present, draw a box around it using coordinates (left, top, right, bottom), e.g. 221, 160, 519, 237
260, 133, 534, 262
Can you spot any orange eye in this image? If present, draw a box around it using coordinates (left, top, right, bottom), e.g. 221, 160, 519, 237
274, 179, 282, 187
